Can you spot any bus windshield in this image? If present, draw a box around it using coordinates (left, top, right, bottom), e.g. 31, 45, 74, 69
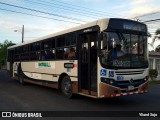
101, 32, 148, 68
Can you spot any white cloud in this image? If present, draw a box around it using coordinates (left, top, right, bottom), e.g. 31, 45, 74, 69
128, 6, 160, 18
130, 0, 146, 5
112, 4, 126, 9
117, 0, 160, 18
62, 0, 106, 3
0, 11, 79, 43
112, 0, 147, 10
83, 0, 106, 2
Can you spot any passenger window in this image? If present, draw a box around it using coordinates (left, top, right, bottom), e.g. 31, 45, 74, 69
43, 40, 52, 50
56, 48, 64, 59
66, 33, 76, 46
41, 50, 55, 60
57, 37, 65, 47
64, 47, 76, 59
52, 39, 55, 48
31, 42, 41, 51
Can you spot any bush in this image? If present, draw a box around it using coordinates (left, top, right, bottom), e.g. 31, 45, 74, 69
149, 69, 158, 80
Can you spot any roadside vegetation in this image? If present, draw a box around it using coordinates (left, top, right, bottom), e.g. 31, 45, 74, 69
0, 40, 15, 68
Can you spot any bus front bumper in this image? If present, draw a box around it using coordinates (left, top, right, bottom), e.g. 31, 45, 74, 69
99, 81, 149, 98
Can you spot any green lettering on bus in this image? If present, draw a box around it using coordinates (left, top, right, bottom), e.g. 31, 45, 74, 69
38, 62, 51, 67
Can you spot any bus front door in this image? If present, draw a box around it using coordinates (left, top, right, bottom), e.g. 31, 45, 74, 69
78, 32, 98, 96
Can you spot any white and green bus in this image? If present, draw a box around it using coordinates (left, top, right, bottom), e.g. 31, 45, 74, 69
7, 18, 149, 98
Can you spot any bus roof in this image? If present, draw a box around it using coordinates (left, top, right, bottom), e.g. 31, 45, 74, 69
8, 18, 109, 49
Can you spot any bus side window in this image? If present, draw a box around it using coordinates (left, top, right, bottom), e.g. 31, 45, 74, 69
68, 47, 76, 59
44, 50, 55, 60
64, 48, 70, 59
64, 47, 76, 59
56, 48, 64, 59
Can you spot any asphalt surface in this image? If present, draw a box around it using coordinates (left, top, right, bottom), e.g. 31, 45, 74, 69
0, 69, 160, 120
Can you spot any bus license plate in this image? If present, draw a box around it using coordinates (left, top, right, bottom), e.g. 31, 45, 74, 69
128, 86, 134, 90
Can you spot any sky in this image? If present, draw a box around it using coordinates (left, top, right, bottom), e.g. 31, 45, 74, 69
0, 0, 160, 50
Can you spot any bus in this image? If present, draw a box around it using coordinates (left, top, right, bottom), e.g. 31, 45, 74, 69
7, 18, 149, 98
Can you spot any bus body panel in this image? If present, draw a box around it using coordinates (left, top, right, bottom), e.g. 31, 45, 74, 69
97, 57, 149, 98
13, 60, 78, 82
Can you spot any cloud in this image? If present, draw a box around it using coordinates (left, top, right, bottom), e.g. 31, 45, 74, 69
0, 22, 20, 32
112, 4, 126, 9
62, 0, 106, 3
83, 0, 106, 2
117, 0, 160, 18
0, 12, 78, 43
130, 0, 146, 5
128, 6, 160, 18
112, 0, 147, 10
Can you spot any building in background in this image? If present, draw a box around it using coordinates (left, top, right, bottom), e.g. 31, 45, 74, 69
149, 51, 160, 80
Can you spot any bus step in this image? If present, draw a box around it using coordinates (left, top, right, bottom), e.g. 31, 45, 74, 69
78, 93, 97, 98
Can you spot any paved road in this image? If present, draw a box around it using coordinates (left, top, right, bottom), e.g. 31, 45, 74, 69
0, 70, 160, 120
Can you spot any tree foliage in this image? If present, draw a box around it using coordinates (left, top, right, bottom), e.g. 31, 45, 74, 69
155, 28, 160, 35
149, 69, 158, 80
152, 28, 160, 52
155, 46, 160, 52
0, 40, 15, 65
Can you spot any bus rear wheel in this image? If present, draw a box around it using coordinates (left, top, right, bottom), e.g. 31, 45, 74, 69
18, 71, 25, 85
61, 76, 73, 98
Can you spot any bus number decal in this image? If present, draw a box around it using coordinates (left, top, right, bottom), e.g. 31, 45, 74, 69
64, 63, 74, 68
117, 76, 123, 80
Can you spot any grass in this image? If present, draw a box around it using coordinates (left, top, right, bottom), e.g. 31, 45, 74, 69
149, 80, 160, 84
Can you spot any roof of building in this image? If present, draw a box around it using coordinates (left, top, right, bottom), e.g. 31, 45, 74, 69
149, 51, 160, 57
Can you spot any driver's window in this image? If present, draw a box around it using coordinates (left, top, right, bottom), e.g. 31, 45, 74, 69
108, 32, 120, 50
107, 33, 124, 59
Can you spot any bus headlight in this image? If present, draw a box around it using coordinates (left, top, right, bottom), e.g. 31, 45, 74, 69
110, 80, 114, 84
144, 76, 149, 81
101, 77, 115, 84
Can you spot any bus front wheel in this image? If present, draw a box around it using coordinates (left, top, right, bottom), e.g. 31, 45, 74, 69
61, 76, 73, 98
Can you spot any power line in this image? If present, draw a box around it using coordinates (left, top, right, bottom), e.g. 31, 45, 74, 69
0, 8, 82, 24
134, 11, 160, 18
37, 0, 111, 17
23, 0, 100, 19
45, 0, 124, 17
143, 19, 160, 23
0, 1, 86, 23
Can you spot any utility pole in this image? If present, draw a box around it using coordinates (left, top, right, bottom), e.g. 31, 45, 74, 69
14, 25, 24, 43
22, 25, 24, 43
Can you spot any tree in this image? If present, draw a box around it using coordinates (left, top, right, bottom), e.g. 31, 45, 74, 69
149, 69, 158, 80
155, 28, 160, 36
150, 28, 160, 51
155, 46, 160, 52
0, 40, 15, 65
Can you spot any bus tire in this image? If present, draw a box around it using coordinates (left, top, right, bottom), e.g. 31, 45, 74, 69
18, 71, 25, 85
61, 76, 73, 98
